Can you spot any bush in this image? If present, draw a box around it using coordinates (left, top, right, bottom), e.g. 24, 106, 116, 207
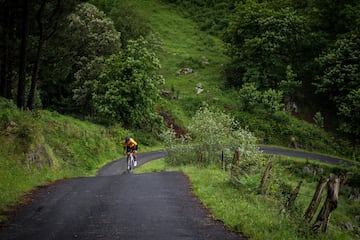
162, 106, 261, 167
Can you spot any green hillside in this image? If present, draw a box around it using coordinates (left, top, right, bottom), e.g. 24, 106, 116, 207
122, 0, 232, 125
101, 0, 358, 160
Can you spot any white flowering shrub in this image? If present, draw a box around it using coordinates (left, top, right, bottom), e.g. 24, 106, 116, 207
160, 127, 193, 166
161, 107, 262, 169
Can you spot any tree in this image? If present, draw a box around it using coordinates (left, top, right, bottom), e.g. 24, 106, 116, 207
338, 89, 360, 142
92, 37, 165, 129
17, 0, 29, 109
27, 0, 76, 110
260, 88, 284, 114
224, 0, 308, 90
67, 2, 120, 115
0, 0, 79, 109
108, 6, 151, 48
40, 2, 120, 113
238, 82, 284, 114
279, 65, 302, 109
0, 0, 17, 100
238, 82, 260, 112
314, 33, 360, 130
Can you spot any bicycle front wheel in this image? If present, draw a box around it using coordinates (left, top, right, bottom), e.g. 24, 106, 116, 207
127, 154, 134, 172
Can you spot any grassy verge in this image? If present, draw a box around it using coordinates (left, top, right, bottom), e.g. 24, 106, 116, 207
0, 98, 152, 222
136, 158, 360, 240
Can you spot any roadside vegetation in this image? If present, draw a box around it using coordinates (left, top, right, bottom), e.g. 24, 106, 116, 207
136, 107, 360, 240
137, 158, 360, 240
136, 107, 360, 239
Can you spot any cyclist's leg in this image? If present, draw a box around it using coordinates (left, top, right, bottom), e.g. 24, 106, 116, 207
125, 145, 131, 170
126, 154, 130, 170
133, 145, 138, 160
131, 153, 135, 170
133, 151, 137, 167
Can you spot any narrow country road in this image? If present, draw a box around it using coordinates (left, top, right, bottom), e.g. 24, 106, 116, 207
0, 151, 244, 240
258, 146, 352, 166
0, 148, 350, 240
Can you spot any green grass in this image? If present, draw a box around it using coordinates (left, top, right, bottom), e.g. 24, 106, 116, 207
115, 0, 230, 126
136, 158, 360, 240
0, 99, 132, 222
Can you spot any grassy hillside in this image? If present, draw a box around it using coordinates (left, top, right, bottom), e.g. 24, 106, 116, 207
0, 98, 140, 221
116, 0, 232, 128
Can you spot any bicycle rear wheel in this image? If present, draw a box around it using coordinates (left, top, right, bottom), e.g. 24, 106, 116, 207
128, 154, 134, 172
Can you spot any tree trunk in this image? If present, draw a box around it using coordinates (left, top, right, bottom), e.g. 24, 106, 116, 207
0, 1, 15, 99
230, 148, 240, 180
17, 0, 29, 109
0, 6, 9, 98
27, 0, 46, 110
27, 0, 67, 109
221, 150, 225, 171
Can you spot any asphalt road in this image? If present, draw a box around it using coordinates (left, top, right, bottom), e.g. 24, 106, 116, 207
0, 151, 244, 240
0, 148, 350, 240
258, 146, 352, 166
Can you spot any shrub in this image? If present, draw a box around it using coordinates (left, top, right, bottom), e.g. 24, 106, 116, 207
162, 106, 261, 168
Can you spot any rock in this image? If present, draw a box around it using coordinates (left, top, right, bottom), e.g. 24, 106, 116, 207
160, 89, 176, 99
176, 68, 193, 75
195, 82, 203, 94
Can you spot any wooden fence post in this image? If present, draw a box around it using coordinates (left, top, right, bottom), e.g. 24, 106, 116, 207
198, 152, 203, 165
221, 150, 225, 171
259, 159, 272, 194
312, 176, 340, 233
286, 180, 303, 210
230, 148, 240, 180
304, 176, 329, 223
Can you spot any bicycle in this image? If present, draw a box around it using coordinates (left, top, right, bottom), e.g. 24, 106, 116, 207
126, 150, 136, 172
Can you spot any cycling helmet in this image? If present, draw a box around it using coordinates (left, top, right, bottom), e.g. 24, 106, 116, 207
125, 136, 130, 142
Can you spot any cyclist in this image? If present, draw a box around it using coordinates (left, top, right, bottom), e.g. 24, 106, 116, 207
123, 136, 138, 167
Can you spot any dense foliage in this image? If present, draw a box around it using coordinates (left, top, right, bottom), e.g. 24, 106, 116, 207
92, 37, 165, 129
0, 0, 164, 132
223, 0, 360, 143
162, 0, 360, 149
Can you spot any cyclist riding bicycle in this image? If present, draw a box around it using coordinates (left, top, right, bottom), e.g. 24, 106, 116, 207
123, 136, 138, 166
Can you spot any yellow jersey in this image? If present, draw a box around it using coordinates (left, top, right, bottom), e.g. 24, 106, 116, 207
123, 138, 137, 148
